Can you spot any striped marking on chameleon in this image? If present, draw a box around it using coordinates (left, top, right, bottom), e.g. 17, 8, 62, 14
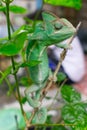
27, 41, 37, 60
38, 46, 46, 87
39, 46, 46, 57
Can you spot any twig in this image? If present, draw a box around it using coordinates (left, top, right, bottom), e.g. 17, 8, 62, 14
28, 108, 38, 124
30, 123, 76, 127
47, 78, 68, 111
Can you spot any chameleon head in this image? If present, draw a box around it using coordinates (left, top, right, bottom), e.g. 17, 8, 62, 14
42, 11, 76, 44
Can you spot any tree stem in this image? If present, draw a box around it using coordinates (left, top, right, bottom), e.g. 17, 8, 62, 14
5, 1, 28, 124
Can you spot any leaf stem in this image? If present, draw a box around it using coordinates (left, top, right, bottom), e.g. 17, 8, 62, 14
6, 2, 11, 40
0, 71, 12, 94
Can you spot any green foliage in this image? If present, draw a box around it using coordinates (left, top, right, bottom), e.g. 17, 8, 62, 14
20, 77, 33, 87
21, 96, 27, 104
57, 72, 66, 82
62, 103, 87, 125
0, 5, 27, 13
20, 60, 41, 67
0, 25, 28, 42
44, 0, 82, 10
0, 66, 11, 84
61, 85, 87, 129
61, 85, 81, 103
9, 5, 27, 14
0, 108, 25, 130
0, 32, 27, 56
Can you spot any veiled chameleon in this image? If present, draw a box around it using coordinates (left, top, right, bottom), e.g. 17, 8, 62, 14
25, 11, 76, 123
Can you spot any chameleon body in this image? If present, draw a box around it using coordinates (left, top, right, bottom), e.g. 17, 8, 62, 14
25, 12, 76, 123
26, 41, 49, 86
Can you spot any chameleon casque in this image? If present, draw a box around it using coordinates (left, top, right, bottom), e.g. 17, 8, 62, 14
25, 11, 76, 124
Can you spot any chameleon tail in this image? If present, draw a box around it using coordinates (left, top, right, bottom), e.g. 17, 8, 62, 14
32, 107, 47, 124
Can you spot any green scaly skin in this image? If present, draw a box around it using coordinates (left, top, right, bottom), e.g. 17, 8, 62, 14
25, 11, 76, 124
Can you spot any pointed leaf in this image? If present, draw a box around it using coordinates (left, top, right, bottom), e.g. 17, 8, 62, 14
62, 103, 87, 126
0, 32, 27, 56
9, 5, 27, 14
0, 5, 27, 14
21, 97, 27, 104
0, 66, 12, 84
20, 60, 41, 67
44, 0, 82, 10
57, 72, 66, 82
61, 85, 81, 103
0, 25, 31, 42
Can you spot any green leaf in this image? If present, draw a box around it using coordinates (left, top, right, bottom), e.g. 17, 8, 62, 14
61, 85, 81, 103
21, 97, 27, 104
11, 25, 28, 38
0, 66, 11, 84
62, 103, 87, 126
0, 5, 27, 14
57, 72, 66, 82
0, 32, 27, 56
46, 115, 52, 123
20, 60, 41, 67
0, 25, 32, 42
20, 77, 33, 87
0, 6, 5, 11
44, 0, 82, 10
9, 5, 27, 14
0, 108, 25, 130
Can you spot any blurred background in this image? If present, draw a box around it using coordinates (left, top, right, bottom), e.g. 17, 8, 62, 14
0, 0, 87, 110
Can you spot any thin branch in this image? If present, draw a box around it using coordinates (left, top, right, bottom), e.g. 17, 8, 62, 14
5, 1, 29, 126
47, 78, 68, 111
30, 123, 76, 127
28, 108, 38, 124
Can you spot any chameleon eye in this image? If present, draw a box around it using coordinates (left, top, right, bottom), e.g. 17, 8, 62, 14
54, 22, 63, 30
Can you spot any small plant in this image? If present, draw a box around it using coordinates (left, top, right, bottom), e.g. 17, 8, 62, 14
0, 0, 87, 130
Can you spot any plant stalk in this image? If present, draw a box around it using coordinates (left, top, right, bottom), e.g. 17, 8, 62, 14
47, 78, 68, 111
5, 1, 28, 124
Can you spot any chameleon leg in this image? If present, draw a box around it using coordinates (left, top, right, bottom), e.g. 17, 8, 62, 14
25, 85, 48, 124
25, 84, 41, 108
